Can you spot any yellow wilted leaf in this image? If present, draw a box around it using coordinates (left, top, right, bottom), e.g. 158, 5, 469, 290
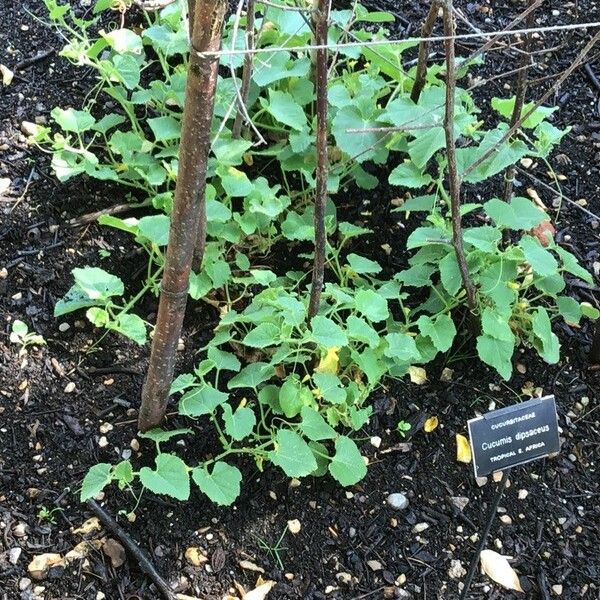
456, 434, 472, 464
315, 347, 340, 375
71, 517, 102, 535
408, 366, 427, 385
424, 416, 439, 433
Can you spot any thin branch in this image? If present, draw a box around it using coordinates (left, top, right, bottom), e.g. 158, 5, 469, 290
86, 500, 176, 600
443, 0, 476, 312
411, 0, 442, 103
233, 0, 256, 138
502, 0, 537, 208
464, 30, 600, 179
308, 0, 329, 319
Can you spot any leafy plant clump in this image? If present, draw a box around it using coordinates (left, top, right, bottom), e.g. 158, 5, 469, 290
36, 0, 597, 505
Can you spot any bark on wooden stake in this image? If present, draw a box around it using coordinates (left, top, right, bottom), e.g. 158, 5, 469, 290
232, 0, 256, 139
307, 0, 330, 318
139, 0, 226, 432
410, 0, 441, 104
442, 1, 477, 312
502, 0, 537, 206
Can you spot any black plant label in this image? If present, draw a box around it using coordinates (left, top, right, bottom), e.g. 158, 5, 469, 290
467, 395, 560, 478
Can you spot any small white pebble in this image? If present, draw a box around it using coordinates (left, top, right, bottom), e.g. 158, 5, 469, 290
64, 382, 76, 394
58, 323, 70, 332
98, 436, 108, 448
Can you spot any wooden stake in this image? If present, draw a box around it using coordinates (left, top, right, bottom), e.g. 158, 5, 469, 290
502, 0, 537, 207
411, 0, 441, 104
139, 0, 226, 432
307, 0, 330, 318
233, 0, 256, 139
443, 0, 477, 313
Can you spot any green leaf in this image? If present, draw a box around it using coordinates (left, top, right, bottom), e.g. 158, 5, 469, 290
54, 285, 100, 317
392, 194, 437, 213
328, 436, 366, 486
332, 105, 386, 163
531, 307, 560, 363
416, 314, 456, 352
269, 430, 317, 478
170, 373, 196, 394
439, 250, 462, 296
218, 165, 254, 197
389, 161, 433, 188
481, 307, 514, 342
228, 363, 275, 389
346, 315, 380, 349
138, 214, 170, 246
313, 372, 346, 404
463, 226, 501, 253
519, 235, 558, 277
346, 253, 382, 274
556, 296, 582, 325
139, 454, 190, 501
51, 107, 96, 133
300, 406, 336, 441
138, 428, 192, 443
102, 28, 143, 54
355, 289, 389, 322
252, 52, 310, 86
80, 463, 112, 501
311, 316, 348, 347
242, 323, 280, 348
73, 267, 124, 300
113, 54, 141, 89
408, 126, 445, 169
113, 312, 147, 345
148, 116, 181, 142
555, 246, 593, 284
384, 333, 420, 362
207, 347, 241, 372
308, 441, 329, 476
396, 264, 436, 287
491, 96, 556, 129
192, 462, 242, 506
265, 90, 307, 131
483, 197, 547, 230
279, 375, 311, 418
407, 227, 451, 249
113, 460, 134, 488
581, 302, 600, 320
222, 404, 256, 441
476, 334, 514, 380
179, 385, 228, 417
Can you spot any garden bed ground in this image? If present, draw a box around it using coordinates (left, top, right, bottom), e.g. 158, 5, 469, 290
1, 0, 600, 599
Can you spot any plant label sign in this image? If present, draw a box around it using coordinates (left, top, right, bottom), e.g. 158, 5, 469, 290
467, 395, 560, 478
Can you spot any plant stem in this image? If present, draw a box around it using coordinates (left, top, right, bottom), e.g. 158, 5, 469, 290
502, 0, 537, 209
233, 0, 256, 139
139, 0, 227, 432
411, 0, 441, 104
307, 0, 330, 319
442, 1, 476, 313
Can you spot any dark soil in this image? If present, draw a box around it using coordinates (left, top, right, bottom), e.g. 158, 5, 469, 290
1, 1, 600, 599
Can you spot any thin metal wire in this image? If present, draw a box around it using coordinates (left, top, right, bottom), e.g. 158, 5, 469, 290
195, 20, 600, 57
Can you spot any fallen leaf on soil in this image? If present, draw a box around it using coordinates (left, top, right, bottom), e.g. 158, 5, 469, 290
71, 517, 102, 535
424, 416, 439, 432
0, 178, 10, 195
287, 519, 301, 535
440, 367, 454, 382
234, 577, 276, 600
28, 553, 64, 580
239, 559, 265, 573
526, 188, 547, 210
456, 434, 472, 464
315, 347, 340, 375
185, 547, 208, 567
0, 64, 13, 86
529, 220, 555, 247
103, 538, 126, 568
64, 539, 104, 563
408, 366, 427, 385
480, 549, 523, 592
